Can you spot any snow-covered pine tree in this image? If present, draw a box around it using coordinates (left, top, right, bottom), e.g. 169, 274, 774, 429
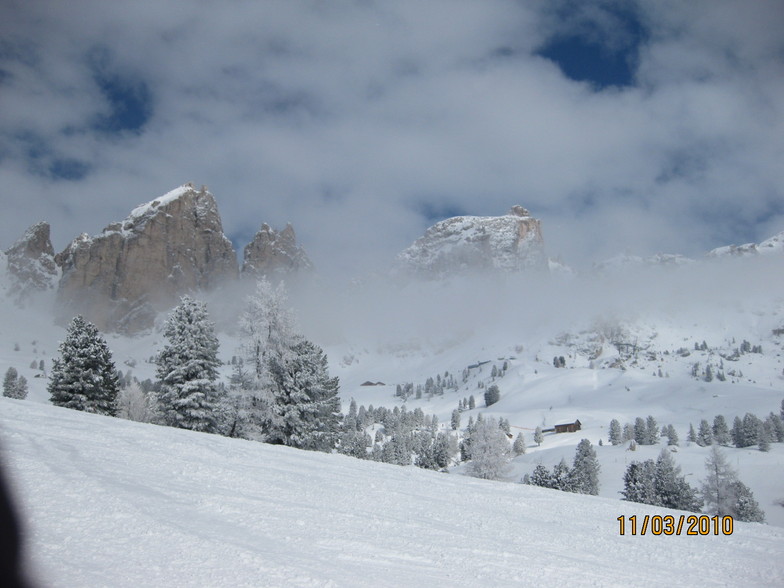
645, 415, 660, 445
48, 316, 119, 415
552, 458, 575, 492
450, 409, 461, 431
712, 415, 731, 446
155, 296, 221, 432
633, 417, 647, 445
608, 418, 622, 445
528, 464, 555, 489
697, 419, 713, 446
534, 426, 543, 446
654, 449, 702, 512
621, 460, 660, 506
466, 417, 511, 480
2, 367, 27, 399
664, 424, 679, 446
513, 432, 526, 455
484, 384, 500, 407
265, 337, 341, 452
571, 439, 600, 495
687, 423, 697, 444
729, 480, 765, 522
13, 375, 28, 400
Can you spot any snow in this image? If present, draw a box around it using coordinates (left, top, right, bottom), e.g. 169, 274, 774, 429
2, 398, 783, 587
128, 184, 194, 220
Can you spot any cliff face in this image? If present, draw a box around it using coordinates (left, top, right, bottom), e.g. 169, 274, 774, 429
4, 221, 59, 302
396, 205, 546, 277
55, 184, 238, 333
242, 223, 313, 278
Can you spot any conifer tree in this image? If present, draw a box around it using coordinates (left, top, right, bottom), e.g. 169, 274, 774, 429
634, 417, 647, 444
451, 409, 461, 431
484, 384, 500, 407
265, 337, 342, 451
621, 460, 659, 505
155, 297, 221, 432
697, 419, 713, 446
654, 449, 702, 512
664, 424, 679, 446
687, 423, 697, 444
513, 432, 526, 455
528, 464, 554, 489
466, 417, 511, 480
534, 426, 543, 446
712, 415, 731, 446
645, 415, 660, 445
571, 439, 600, 495
48, 316, 118, 415
608, 418, 622, 445
3, 367, 27, 399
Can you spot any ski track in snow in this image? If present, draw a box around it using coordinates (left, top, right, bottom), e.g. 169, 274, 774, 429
1, 399, 783, 587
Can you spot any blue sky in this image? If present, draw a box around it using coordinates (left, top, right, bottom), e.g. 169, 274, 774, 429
1, 0, 783, 274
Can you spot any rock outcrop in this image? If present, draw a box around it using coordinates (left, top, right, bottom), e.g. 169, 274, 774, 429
396, 205, 546, 277
55, 183, 238, 333
4, 221, 58, 302
242, 223, 312, 278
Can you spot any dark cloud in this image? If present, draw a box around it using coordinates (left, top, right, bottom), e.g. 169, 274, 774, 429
0, 0, 782, 275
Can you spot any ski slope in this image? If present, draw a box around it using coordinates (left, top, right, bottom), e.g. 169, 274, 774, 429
1, 399, 782, 587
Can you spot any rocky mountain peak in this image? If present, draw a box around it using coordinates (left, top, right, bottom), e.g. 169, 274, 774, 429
242, 222, 313, 278
396, 206, 546, 277
56, 183, 238, 333
4, 221, 58, 301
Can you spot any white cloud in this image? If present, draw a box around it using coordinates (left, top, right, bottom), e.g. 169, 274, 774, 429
1, 0, 782, 275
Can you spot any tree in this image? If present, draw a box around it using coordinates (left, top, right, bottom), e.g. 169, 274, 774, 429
654, 449, 702, 512
697, 419, 713, 447
3, 367, 27, 400
712, 415, 731, 446
621, 460, 659, 506
239, 278, 296, 381
468, 395, 476, 410
634, 417, 647, 445
608, 419, 622, 445
552, 458, 575, 492
645, 415, 660, 445
117, 381, 157, 423
155, 297, 221, 432
534, 426, 543, 446
48, 316, 118, 415
513, 432, 526, 455
687, 423, 697, 444
484, 384, 500, 407
701, 446, 765, 522
664, 424, 679, 446
528, 464, 554, 489
571, 439, 600, 495
466, 417, 511, 480
451, 409, 461, 431
265, 337, 342, 452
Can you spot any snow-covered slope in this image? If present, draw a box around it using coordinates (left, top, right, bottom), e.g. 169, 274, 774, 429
1, 399, 782, 587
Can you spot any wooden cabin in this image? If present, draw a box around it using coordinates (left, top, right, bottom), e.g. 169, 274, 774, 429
553, 419, 581, 434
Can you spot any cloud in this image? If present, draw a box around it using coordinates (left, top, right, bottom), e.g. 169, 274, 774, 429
0, 0, 782, 276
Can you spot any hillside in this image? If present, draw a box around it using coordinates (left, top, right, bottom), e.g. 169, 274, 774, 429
1, 399, 783, 587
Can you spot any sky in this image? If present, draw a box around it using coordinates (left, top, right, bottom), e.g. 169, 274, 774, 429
1, 0, 783, 275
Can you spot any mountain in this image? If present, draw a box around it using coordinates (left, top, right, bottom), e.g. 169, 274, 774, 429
708, 230, 784, 258
3, 221, 58, 303
242, 223, 312, 278
396, 205, 546, 277
54, 184, 238, 334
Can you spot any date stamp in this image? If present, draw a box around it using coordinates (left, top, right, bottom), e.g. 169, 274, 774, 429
617, 515, 733, 536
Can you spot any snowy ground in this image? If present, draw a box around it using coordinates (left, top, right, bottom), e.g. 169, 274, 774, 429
1, 398, 783, 587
